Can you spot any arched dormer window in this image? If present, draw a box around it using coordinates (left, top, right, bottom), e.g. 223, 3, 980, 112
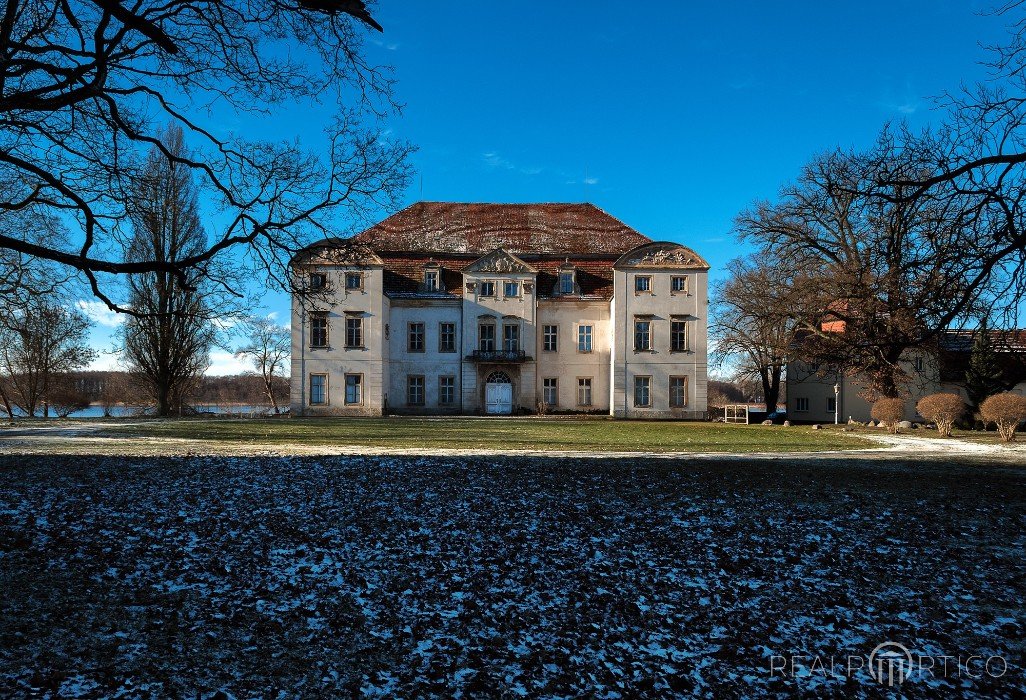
558, 261, 576, 296
423, 261, 442, 292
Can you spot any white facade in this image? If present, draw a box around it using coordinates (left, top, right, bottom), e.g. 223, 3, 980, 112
291, 204, 710, 419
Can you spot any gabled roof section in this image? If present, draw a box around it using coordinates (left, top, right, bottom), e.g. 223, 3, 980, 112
292, 240, 383, 267
353, 202, 651, 255
464, 248, 537, 274
614, 241, 710, 270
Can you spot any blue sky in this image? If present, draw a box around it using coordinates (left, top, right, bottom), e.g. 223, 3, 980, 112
84, 1, 1013, 372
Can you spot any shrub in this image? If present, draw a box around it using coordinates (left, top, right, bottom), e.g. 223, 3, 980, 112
870, 397, 905, 434
916, 393, 966, 437
979, 393, 1026, 442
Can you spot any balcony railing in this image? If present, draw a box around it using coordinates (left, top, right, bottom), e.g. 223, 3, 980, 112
467, 349, 532, 363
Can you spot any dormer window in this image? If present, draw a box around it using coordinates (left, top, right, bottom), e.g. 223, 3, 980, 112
310, 272, 327, 290
424, 269, 439, 292
559, 271, 575, 295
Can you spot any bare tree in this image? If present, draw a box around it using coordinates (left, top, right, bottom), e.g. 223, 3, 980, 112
121, 128, 219, 417
236, 316, 291, 413
0, 300, 95, 417
710, 256, 795, 413
738, 135, 1018, 399
0, 0, 412, 311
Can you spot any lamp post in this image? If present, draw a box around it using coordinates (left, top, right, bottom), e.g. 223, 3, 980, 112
833, 382, 840, 425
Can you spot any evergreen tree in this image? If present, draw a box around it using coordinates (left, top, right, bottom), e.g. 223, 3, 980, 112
965, 323, 1005, 412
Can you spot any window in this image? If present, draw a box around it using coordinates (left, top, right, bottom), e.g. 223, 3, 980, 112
796, 397, 810, 412
310, 272, 327, 290
407, 375, 425, 405
408, 322, 425, 352
577, 378, 592, 406
345, 315, 363, 348
542, 325, 558, 352
543, 378, 558, 406
634, 319, 652, 351
578, 325, 593, 353
439, 322, 456, 353
310, 315, 328, 348
503, 324, 520, 353
479, 281, 496, 297
671, 276, 689, 294
478, 323, 496, 352
344, 374, 362, 405
424, 270, 439, 291
827, 397, 836, 413
345, 272, 362, 291
671, 319, 689, 352
670, 376, 688, 408
309, 374, 327, 405
914, 356, 924, 372
634, 376, 651, 407
559, 271, 575, 295
504, 281, 519, 298
635, 275, 652, 293
439, 376, 456, 405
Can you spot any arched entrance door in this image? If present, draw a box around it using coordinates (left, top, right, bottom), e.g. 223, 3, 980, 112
484, 371, 513, 415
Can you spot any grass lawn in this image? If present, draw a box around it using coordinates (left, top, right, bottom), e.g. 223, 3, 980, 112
97, 417, 870, 453
0, 454, 1022, 697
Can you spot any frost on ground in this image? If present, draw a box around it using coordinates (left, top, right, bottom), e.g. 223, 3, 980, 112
0, 455, 1024, 698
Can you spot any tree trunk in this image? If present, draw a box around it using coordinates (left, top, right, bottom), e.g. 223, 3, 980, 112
762, 364, 782, 414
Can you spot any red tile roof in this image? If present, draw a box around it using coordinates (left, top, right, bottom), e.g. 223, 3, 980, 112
353, 202, 651, 255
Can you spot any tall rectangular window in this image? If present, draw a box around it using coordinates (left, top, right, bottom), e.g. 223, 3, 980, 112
424, 270, 439, 291
407, 375, 425, 405
634, 319, 651, 351
345, 316, 363, 348
408, 322, 425, 352
345, 272, 362, 290
578, 325, 593, 353
827, 397, 837, 413
670, 319, 689, 352
310, 374, 327, 405
671, 275, 689, 294
796, 397, 810, 412
503, 324, 519, 353
504, 281, 519, 298
479, 281, 496, 297
345, 374, 362, 405
634, 376, 651, 407
310, 272, 327, 290
439, 322, 456, 352
439, 376, 456, 405
542, 325, 558, 352
559, 272, 574, 295
479, 323, 495, 352
577, 378, 592, 407
310, 315, 328, 347
543, 377, 558, 406
670, 376, 688, 408
635, 275, 652, 293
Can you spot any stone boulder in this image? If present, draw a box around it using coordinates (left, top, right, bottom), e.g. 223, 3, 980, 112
762, 419, 773, 425
897, 420, 913, 429
812, 424, 822, 430
783, 420, 792, 427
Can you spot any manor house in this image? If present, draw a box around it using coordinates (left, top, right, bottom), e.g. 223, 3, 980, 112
290, 202, 709, 418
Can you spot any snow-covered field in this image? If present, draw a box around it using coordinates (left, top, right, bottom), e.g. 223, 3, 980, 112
0, 455, 1023, 698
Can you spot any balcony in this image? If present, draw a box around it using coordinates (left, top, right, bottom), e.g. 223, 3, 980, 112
467, 349, 532, 363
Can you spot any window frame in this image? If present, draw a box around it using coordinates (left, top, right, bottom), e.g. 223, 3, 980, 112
407, 322, 425, 353
634, 318, 652, 352
670, 375, 688, 408
542, 324, 558, 352
310, 314, 328, 348
795, 397, 810, 412
478, 322, 496, 352
344, 272, 363, 291
577, 377, 593, 407
310, 272, 327, 290
635, 275, 652, 294
670, 275, 689, 294
634, 375, 652, 408
309, 373, 328, 405
479, 280, 496, 297
503, 280, 520, 298
439, 375, 456, 405
344, 314, 363, 349
670, 319, 690, 352
542, 377, 558, 406
827, 396, 837, 413
424, 269, 439, 292
407, 375, 425, 406
439, 322, 457, 353
502, 323, 520, 353
559, 271, 575, 295
577, 324, 593, 353
344, 373, 363, 405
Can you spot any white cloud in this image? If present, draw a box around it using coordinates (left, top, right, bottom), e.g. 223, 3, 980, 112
207, 351, 253, 376
77, 300, 126, 328
86, 349, 123, 372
